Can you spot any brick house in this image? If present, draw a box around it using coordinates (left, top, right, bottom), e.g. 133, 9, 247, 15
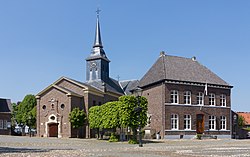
36, 14, 138, 138
140, 52, 233, 139
0, 98, 12, 135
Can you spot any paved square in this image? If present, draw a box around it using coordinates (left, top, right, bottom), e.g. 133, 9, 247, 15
0, 136, 250, 157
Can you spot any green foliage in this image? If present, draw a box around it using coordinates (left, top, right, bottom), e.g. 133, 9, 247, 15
15, 95, 37, 128
11, 103, 17, 127
119, 95, 148, 129
88, 106, 102, 129
128, 139, 139, 144
88, 95, 148, 141
101, 101, 121, 129
238, 115, 246, 128
108, 133, 119, 142
69, 108, 86, 129
196, 134, 202, 140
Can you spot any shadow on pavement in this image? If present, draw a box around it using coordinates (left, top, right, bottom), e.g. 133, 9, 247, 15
0, 147, 72, 154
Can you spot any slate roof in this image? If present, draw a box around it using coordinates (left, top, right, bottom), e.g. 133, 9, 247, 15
0, 98, 12, 113
119, 80, 139, 95
87, 78, 125, 95
140, 54, 231, 87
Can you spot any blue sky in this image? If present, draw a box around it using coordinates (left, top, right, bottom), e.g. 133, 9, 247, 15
0, 1, 249, 111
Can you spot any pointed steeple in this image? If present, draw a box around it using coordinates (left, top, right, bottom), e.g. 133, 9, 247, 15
93, 11, 103, 48
86, 9, 110, 83
89, 8, 108, 60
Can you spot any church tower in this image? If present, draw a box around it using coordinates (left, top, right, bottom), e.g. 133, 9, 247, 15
86, 10, 110, 83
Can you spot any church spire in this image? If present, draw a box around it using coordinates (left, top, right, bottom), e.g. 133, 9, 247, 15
90, 8, 107, 58
93, 8, 103, 48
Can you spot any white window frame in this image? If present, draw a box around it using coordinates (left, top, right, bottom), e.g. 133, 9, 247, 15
220, 94, 226, 107
0, 120, 3, 129
170, 90, 179, 104
220, 116, 226, 130
184, 114, 191, 130
3, 120, 7, 130
171, 114, 179, 130
197, 92, 204, 105
209, 93, 216, 106
184, 91, 191, 105
209, 115, 216, 130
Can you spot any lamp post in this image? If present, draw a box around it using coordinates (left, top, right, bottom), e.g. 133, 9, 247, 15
134, 87, 143, 147
233, 114, 237, 139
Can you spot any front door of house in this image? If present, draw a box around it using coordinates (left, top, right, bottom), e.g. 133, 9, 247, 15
196, 114, 204, 134
49, 123, 58, 137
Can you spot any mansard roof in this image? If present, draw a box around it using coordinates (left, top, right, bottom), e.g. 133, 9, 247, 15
140, 53, 231, 88
0, 98, 12, 113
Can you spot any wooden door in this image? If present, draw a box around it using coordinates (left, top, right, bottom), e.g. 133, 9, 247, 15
196, 114, 204, 134
49, 123, 58, 137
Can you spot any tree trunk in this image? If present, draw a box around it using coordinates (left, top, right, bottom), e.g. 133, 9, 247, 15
132, 127, 138, 141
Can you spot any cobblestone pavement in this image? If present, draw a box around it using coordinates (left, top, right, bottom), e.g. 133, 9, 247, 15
0, 136, 250, 157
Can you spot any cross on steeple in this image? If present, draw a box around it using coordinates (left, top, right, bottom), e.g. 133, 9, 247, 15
96, 8, 101, 17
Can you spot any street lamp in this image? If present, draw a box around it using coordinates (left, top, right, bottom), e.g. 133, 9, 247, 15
134, 87, 143, 147
233, 114, 237, 139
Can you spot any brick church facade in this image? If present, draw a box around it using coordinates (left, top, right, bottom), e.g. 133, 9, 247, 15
140, 52, 233, 139
36, 11, 233, 139
36, 13, 137, 138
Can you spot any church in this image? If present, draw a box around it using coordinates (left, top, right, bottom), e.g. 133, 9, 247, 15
36, 13, 138, 138
36, 11, 233, 139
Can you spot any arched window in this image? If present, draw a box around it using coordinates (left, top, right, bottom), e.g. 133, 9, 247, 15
209, 93, 216, 106
184, 91, 191, 104
170, 90, 179, 104
171, 114, 179, 130
197, 92, 204, 105
220, 94, 226, 107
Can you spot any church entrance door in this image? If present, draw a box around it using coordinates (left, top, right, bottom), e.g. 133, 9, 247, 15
196, 114, 204, 134
49, 123, 58, 137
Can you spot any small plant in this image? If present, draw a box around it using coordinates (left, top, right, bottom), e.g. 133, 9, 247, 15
196, 134, 202, 140
108, 133, 118, 142
128, 139, 139, 144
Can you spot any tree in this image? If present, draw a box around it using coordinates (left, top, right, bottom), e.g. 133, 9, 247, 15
69, 107, 86, 138
88, 95, 148, 142
15, 94, 37, 133
238, 115, 246, 128
101, 101, 121, 129
88, 106, 102, 138
119, 95, 148, 141
11, 103, 18, 127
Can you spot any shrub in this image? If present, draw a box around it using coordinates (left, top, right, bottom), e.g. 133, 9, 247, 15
109, 133, 118, 142
128, 139, 139, 144
196, 134, 202, 140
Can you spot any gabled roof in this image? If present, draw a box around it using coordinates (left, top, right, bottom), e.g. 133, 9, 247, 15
86, 78, 124, 96
36, 77, 100, 97
140, 54, 231, 87
119, 80, 139, 95
0, 98, 12, 113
